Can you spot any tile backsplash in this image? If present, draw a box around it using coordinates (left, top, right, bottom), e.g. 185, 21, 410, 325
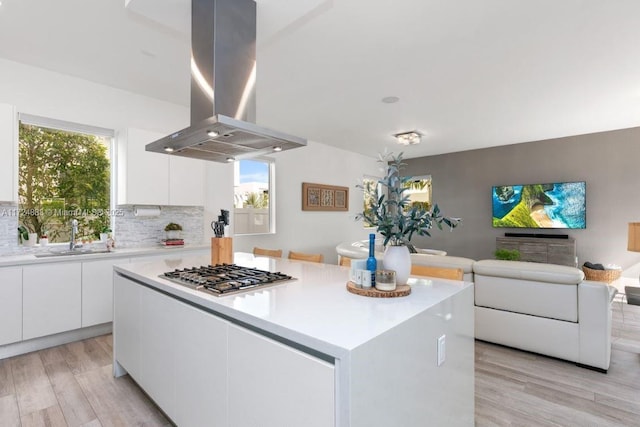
0, 204, 204, 253
0, 202, 18, 250
114, 205, 204, 248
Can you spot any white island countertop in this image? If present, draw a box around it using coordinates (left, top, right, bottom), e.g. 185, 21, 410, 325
114, 252, 473, 358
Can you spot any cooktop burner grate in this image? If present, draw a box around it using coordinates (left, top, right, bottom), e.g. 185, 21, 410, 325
161, 264, 294, 296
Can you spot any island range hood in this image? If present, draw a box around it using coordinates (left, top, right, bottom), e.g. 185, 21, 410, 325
146, 0, 306, 162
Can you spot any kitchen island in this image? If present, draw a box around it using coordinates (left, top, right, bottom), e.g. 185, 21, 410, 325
113, 253, 474, 427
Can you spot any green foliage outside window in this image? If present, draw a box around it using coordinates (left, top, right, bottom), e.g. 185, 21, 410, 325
361, 178, 378, 228
362, 176, 432, 227
18, 123, 111, 242
244, 191, 269, 209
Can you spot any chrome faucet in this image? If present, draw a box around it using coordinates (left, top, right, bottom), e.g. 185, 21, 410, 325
70, 219, 78, 251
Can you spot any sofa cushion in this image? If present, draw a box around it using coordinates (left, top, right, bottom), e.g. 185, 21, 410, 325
473, 260, 584, 285
410, 254, 474, 273
474, 275, 578, 322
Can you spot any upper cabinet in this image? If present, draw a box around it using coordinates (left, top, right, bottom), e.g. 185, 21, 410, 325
0, 103, 18, 202
117, 128, 204, 206
169, 155, 205, 207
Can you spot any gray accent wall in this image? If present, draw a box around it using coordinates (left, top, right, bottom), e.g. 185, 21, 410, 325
403, 127, 640, 271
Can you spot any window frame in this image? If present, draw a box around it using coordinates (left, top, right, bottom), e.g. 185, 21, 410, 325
233, 156, 276, 235
17, 113, 116, 241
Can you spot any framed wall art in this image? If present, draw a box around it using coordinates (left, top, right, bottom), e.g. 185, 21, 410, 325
302, 182, 349, 211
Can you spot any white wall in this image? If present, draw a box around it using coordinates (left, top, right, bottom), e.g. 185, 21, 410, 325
0, 57, 379, 262
0, 58, 189, 133
234, 141, 379, 264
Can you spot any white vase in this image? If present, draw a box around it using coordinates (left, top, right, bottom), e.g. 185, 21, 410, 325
24, 233, 38, 247
383, 245, 412, 286
166, 230, 181, 240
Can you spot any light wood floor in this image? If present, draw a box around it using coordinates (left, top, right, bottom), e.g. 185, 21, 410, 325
0, 334, 171, 427
476, 297, 640, 426
0, 300, 638, 427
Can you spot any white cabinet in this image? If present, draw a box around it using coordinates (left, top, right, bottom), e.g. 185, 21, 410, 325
23, 262, 82, 340
82, 258, 129, 327
228, 325, 335, 427
139, 285, 176, 417
173, 297, 228, 427
117, 128, 169, 205
113, 274, 142, 378
169, 155, 205, 207
0, 267, 22, 345
0, 103, 18, 202
117, 127, 205, 206
114, 274, 228, 426
114, 274, 334, 427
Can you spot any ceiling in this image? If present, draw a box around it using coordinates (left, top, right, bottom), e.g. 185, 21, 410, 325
0, 0, 639, 159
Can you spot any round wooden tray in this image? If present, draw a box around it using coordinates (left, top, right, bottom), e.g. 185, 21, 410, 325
346, 281, 411, 298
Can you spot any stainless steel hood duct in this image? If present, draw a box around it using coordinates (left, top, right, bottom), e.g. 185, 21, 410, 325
145, 0, 306, 162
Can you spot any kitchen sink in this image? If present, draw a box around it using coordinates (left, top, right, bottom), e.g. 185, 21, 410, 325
34, 249, 111, 258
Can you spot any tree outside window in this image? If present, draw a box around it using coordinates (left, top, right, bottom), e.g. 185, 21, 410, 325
233, 159, 273, 234
361, 175, 432, 228
18, 122, 111, 243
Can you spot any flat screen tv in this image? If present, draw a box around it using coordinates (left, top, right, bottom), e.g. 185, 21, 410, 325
492, 181, 586, 229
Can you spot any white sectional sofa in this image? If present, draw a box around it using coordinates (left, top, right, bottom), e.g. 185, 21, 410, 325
335, 241, 617, 371
473, 260, 616, 371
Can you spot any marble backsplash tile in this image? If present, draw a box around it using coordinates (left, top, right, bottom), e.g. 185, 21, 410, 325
114, 205, 204, 248
0, 203, 19, 250
0, 204, 204, 253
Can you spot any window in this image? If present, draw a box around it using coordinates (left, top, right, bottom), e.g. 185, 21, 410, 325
361, 175, 379, 228
404, 175, 432, 211
18, 114, 113, 243
361, 174, 432, 228
233, 158, 274, 234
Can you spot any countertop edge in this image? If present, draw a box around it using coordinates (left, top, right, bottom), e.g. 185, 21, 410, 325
0, 244, 210, 267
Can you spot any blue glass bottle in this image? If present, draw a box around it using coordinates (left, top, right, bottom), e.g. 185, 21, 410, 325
367, 233, 377, 287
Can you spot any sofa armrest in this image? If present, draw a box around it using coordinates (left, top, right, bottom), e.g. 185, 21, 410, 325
578, 280, 615, 370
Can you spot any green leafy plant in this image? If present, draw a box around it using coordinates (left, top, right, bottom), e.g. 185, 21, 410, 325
19, 123, 110, 242
244, 191, 268, 208
164, 222, 183, 231
494, 248, 521, 261
17, 225, 30, 243
356, 152, 460, 246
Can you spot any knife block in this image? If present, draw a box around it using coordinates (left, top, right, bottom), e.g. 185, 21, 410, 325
211, 237, 233, 265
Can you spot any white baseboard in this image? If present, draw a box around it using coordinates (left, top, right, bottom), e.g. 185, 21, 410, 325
0, 323, 113, 360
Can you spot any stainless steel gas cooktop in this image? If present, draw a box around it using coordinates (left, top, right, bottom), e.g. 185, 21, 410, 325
161, 264, 294, 296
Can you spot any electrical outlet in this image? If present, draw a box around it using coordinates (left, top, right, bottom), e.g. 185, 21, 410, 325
437, 334, 446, 366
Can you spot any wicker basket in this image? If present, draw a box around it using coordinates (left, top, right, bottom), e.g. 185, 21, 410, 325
582, 266, 621, 283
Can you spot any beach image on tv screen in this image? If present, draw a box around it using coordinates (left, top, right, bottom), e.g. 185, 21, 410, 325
492, 182, 586, 229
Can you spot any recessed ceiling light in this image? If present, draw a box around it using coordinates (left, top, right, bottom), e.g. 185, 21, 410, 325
394, 131, 422, 145
164, 147, 175, 152
273, 146, 283, 152
226, 157, 235, 162
382, 96, 400, 104
207, 130, 219, 138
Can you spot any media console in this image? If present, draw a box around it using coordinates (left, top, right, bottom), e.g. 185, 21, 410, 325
496, 236, 577, 267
